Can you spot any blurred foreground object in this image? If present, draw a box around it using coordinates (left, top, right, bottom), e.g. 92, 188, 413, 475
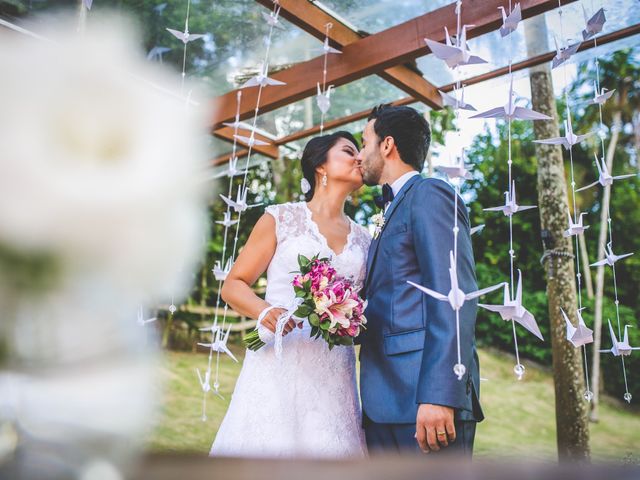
0, 12, 209, 480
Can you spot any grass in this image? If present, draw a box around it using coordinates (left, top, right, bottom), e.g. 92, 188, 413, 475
145, 346, 640, 461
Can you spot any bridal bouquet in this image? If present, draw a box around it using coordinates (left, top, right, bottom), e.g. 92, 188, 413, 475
244, 253, 367, 352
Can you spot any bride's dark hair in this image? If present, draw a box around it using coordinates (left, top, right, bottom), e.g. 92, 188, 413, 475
300, 131, 360, 201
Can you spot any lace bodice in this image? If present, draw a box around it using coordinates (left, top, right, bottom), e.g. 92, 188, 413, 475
209, 202, 371, 459
264, 201, 371, 307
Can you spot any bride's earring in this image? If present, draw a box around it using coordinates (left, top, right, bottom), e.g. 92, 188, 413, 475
322, 173, 328, 187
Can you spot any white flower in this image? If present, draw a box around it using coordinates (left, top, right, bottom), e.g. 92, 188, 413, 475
0, 16, 209, 301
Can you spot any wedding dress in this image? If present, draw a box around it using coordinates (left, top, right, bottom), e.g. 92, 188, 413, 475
210, 201, 371, 459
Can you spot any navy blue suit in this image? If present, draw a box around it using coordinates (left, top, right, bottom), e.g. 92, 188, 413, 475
359, 174, 483, 455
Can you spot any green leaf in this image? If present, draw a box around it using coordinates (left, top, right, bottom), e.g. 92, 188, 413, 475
308, 313, 320, 327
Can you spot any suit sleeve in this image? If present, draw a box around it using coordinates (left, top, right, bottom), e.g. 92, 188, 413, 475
411, 178, 478, 410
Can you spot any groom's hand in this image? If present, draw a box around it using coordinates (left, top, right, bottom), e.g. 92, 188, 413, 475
415, 404, 456, 453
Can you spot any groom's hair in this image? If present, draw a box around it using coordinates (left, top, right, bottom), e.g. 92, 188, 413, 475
367, 104, 431, 171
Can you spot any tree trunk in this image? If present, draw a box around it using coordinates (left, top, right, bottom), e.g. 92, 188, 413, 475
579, 233, 594, 299
589, 110, 622, 422
525, 15, 590, 462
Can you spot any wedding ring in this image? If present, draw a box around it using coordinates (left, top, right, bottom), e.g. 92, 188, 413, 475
436, 431, 446, 437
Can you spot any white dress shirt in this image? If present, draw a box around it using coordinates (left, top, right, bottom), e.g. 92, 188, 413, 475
384, 170, 420, 212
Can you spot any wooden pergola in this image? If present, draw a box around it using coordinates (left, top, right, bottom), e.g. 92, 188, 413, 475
210, 0, 640, 166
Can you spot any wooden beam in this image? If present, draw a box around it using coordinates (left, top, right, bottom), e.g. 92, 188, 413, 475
253, 0, 442, 108
208, 0, 576, 130
211, 22, 640, 166
213, 126, 279, 159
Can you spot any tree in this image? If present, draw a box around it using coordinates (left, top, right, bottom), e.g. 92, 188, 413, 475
525, 15, 590, 461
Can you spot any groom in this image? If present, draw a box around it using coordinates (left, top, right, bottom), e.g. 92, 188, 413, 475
357, 104, 483, 456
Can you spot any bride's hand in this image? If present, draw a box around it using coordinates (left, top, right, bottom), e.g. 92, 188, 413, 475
260, 308, 302, 336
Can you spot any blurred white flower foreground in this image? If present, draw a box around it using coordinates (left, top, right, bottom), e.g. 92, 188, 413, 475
0, 13, 211, 480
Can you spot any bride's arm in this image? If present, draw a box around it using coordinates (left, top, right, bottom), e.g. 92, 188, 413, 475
221, 213, 296, 335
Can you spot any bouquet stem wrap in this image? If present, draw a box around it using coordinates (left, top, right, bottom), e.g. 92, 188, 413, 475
255, 297, 304, 359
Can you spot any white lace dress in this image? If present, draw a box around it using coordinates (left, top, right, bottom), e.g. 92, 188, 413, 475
210, 201, 371, 459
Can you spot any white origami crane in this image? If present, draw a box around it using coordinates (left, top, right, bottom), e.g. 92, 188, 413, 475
198, 324, 238, 362
166, 24, 205, 44
591, 82, 615, 105
196, 367, 212, 393
147, 46, 171, 62
470, 224, 485, 236
261, 9, 286, 30
220, 187, 263, 213
599, 320, 640, 357
582, 6, 606, 40
483, 181, 537, 217
498, 3, 521, 37
478, 270, 544, 340
564, 211, 589, 237
318, 37, 341, 55
439, 87, 476, 111
240, 63, 286, 89
436, 149, 473, 181
84, 0, 93, 9
217, 156, 248, 179
576, 154, 636, 191
470, 77, 551, 121
233, 132, 270, 148
199, 323, 221, 336
317, 83, 334, 114
562, 307, 593, 347
212, 257, 234, 281
407, 251, 506, 312
590, 242, 634, 267
425, 25, 487, 69
137, 306, 157, 326
216, 211, 239, 228
551, 36, 581, 69
533, 111, 593, 150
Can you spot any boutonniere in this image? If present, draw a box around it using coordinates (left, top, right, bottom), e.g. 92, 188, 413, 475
371, 212, 385, 239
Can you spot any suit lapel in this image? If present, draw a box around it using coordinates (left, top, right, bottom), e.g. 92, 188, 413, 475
365, 175, 421, 289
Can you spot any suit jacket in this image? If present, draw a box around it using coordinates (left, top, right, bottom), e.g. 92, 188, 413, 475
359, 175, 484, 424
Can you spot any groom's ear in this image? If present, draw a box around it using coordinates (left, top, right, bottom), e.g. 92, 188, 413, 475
380, 135, 396, 158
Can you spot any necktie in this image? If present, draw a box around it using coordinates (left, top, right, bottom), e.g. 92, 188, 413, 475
374, 183, 394, 209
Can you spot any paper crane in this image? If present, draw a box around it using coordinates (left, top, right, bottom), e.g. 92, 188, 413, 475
196, 367, 212, 393
483, 181, 537, 217
316, 36, 341, 55
217, 156, 248, 179
591, 82, 615, 105
576, 154, 636, 191
407, 251, 506, 312
439, 87, 476, 111
425, 25, 487, 69
590, 242, 634, 267
233, 132, 270, 148
261, 9, 286, 30
470, 224, 485, 236
533, 111, 593, 150
137, 306, 157, 326
220, 187, 263, 213
562, 308, 593, 347
478, 270, 544, 340
199, 323, 221, 336
582, 6, 606, 40
240, 63, 286, 89
212, 257, 234, 282
166, 23, 205, 44
564, 211, 589, 237
317, 83, 334, 114
498, 3, 522, 37
599, 320, 640, 357
216, 211, 239, 228
84, 0, 93, 9
551, 36, 581, 69
470, 77, 551, 121
436, 149, 473, 181
147, 46, 171, 62
198, 324, 238, 362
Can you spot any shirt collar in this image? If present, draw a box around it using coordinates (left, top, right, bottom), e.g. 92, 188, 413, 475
390, 170, 420, 197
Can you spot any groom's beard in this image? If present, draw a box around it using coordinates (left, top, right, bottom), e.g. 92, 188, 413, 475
361, 158, 384, 186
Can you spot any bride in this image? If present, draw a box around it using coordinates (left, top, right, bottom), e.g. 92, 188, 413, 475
210, 131, 371, 459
